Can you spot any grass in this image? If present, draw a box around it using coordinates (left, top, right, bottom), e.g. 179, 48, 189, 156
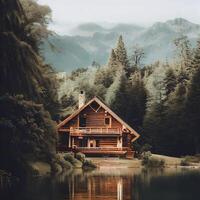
183, 155, 200, 163
142, 155, 165, 168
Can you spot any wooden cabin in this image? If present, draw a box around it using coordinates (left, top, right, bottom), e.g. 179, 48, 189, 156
57, 92, 140, 157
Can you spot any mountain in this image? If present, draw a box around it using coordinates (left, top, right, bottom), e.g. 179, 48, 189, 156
41, 18, 200, 72
71, 23, 108, 36
42, 35, 92, 72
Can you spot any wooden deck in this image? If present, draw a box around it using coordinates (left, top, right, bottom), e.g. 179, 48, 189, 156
58, 127, 122, 136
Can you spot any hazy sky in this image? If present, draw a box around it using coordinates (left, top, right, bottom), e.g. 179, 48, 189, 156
38, 0, 200, 34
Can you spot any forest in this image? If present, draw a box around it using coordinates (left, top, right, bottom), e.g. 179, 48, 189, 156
0, 0, 200, 178
57, 32, 200, 157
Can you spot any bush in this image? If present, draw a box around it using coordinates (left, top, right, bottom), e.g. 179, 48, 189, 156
141, 144, 152, 153
184, 155, 200, 163
180, 159, 190, 166
63, 153, 75, 163
142, 155, 165, 168
75, 152, 86, 163
82, 160, 97, 170
63, 153, 82, 168
134, 143, 152, 158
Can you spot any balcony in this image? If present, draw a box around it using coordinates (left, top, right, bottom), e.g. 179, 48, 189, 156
70, 127, 122, 136
76, 147, 129, 155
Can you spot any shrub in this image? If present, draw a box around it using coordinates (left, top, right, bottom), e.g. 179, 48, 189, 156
63, 153, 82, 168
184, 155, 200, 163
180, 159, 190, 166
82, 160, 97, 170
75, 152, 86, 163
141, 144, 152, 153
63, 153, 75, 163
142, 156, 165, 168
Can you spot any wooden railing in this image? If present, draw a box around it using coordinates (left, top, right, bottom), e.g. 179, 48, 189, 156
70, 127, 121, 136
76, 147, 129, 151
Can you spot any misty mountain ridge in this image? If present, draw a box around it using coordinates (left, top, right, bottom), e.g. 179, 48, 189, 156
41, 18, 200, 72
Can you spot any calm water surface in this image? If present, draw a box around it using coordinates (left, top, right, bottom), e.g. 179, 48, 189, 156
1, 166, 200, 200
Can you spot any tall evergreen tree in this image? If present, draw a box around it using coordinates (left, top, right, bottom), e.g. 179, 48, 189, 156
126, 71, 147, 129
115, 35, 130, 74
185, 40, 200, 154
174, 35, 192, 80
190, 39, 200, 74
163, 68, 177, 98
0, 0, 58, 111
108, 49, 117, 67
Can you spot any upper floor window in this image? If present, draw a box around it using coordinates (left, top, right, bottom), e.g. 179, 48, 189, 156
105, 117, 111, 126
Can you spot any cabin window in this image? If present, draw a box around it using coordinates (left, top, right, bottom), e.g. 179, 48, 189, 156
104, 117, 111, 126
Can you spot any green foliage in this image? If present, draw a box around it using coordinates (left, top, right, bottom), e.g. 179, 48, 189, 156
0, 0, 61, 176
183, 155, 200, 163
163, 68, 177, 98
142, 155, 165, 168
0, 0, 26, 39
82, 160, 97, 170
0, 0, 59, 116
180, 159, 190, 166
115, 35, 130, 74
94, 67, 114, 88
185, 66, 200, 154
20, 0, 52, 51
63, 153, 82, 167
75, 152, 86, 163
0, 95, 57, 176
70, 68, 88, 80
63, 153, 75, 163
141, 144, 152, 153
56, 33, 200, 157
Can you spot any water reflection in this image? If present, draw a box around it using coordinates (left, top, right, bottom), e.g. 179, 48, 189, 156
1, 167, 200, 200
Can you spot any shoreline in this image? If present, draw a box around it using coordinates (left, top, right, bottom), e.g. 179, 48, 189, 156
88, 155, 200, 169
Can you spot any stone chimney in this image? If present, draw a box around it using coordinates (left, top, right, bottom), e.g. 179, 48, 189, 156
79, 91, 85, 108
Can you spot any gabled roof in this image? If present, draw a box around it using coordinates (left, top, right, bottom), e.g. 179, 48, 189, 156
57, 97, 140, 142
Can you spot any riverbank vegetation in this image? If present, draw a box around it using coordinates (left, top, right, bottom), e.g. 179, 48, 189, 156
0, 0, 61, 178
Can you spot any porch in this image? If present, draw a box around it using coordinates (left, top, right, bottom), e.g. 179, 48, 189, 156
59, 127, 122, 136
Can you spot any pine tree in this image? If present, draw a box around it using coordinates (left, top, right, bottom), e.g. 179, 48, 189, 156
0, 0, 58, 109
185, 41, 200, 154
126, 71, 147, 129
174, 36, 192, 81
108, 49, 117, 66
190, 39, 200, 74
109, 68, 128, 120
163, 68, 177, 98
143, 99, 166, 153
115, 35, 130, 74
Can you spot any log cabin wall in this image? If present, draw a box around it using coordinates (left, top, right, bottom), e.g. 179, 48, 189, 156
80, 106, 122, 129
98, 138, 117, 147
62, 106, 123, 130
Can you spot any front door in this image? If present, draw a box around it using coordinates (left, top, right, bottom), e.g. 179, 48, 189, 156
89, 139, 96, 148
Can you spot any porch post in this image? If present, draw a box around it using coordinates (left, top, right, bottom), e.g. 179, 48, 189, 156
117, 137, 122, 148
87, 138, 90, 147
69, 135, 71, 148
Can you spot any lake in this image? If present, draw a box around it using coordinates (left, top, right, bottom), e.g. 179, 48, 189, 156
1, 165, 200, 200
